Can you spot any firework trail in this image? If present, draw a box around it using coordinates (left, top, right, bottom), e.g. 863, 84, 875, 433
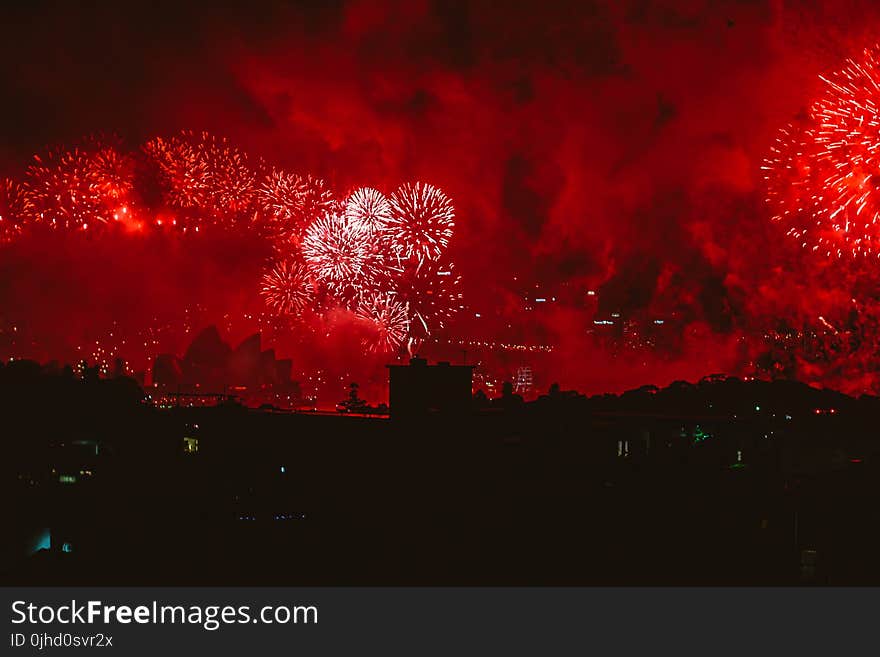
764, 45, 880, 258
355, 291, 410, 353
388, 182, 454, 265
394, 259, 463, 340
260, 258, 315, 316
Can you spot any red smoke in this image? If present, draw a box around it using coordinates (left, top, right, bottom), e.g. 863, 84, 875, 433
5, 1, 880, 399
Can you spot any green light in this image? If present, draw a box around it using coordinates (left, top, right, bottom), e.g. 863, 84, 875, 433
692, 425, 711, 443
58, 474, 77, 484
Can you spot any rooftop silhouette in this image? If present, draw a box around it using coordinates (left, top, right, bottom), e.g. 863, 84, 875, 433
3, 356, 880, 586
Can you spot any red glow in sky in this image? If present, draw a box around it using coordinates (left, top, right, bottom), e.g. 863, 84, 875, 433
5, 1, 880, 397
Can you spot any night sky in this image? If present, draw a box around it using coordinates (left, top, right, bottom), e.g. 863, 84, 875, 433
3, 0, 880, 395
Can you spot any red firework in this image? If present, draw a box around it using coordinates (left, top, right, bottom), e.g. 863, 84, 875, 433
388, 182, 455, 264
301, 211, 386, 292
344, 187, 392, 234
394, 259, 463, 339
764, 45, 880, 257
24, 144, 125, 230
5, 137, 136, 238
196, 132, 260, 215
1, 127, 465, 361
256, 170, 335, 240
0, 178, 32, 243
355, 291, 410, 353
143, 134, 208, 212
143, 131, 258, 225
260, 259, 315, 316
85, 141, 136, 204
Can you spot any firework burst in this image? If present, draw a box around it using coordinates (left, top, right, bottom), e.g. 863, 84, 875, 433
344, 187, 392, 235
355, 291, 410, 353
257, 170, 334, 240
197, 132, 259, 215
388, 182, 454, 264
395, 259, 463, 340
24, 147, 111, 230
764, 45, 880, 257
260, 259, 315, 316
85, 142, 136, 204
2, 129, 463, 362
143, 134, 209, 210
143, 131, 258, 226
301, 211, 386, 293
0, 178, 32, 243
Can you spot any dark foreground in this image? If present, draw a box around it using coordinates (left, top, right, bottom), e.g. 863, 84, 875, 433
4, 365, 880, 585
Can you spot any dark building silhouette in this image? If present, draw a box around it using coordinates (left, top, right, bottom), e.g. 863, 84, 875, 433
152, 353, 183, 386
149, 326, 301, 407
228, 333, 263, 387
387, 357, 474, 417
8, 356, 880, 586
181, 326, 231, 387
